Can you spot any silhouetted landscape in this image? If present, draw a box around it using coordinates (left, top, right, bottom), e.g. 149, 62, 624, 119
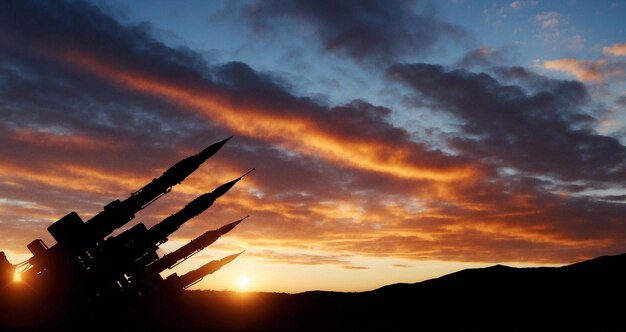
156, 252, 626, 332
4, 252, 622, 332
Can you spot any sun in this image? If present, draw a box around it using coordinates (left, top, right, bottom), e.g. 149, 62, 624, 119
235, 275, 251, 291
13, 271, 22, 283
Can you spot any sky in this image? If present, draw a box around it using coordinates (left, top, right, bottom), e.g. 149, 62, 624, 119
1, 0, 626, 293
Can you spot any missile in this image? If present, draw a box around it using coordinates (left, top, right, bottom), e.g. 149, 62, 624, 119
147, 169, 254, 246
79, 136, 232, 242
146, 216, 247, 275
167, 251, 244, 291
9, 133, 253, 308
89, 171, 252, 277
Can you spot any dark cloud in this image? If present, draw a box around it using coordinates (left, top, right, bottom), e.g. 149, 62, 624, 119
380, 62, 626, 261
388, 63, 626, 183
241, 0, 469, 63
456, 47, 515, 69
0, 0, 209, 82
0, 0, 222, 154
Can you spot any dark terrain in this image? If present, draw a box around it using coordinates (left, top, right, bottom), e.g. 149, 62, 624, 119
136, 252, 626, 331
3, 252, 626, 331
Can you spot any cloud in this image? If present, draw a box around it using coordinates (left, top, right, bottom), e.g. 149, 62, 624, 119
540, 43, 626, 83
246, 250, 353, 266
535, 12, 560, 29
388, 63, 626, 182
0, 1, 478, 187
71, 54, 477, 181
568, 34, 585, 51
385, 63, 626, 260
542, 59, 607, 82
602, 42, 626, 57
456, 47, 513, 68
240, 0, 469, 63
533, 11, 566, 45
341, 265, 368, 270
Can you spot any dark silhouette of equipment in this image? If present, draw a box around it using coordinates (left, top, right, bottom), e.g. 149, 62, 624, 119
162, 251, 245, 297
0, 137, 250, 328
145, 216, 247, 275
0, 251, 14, 286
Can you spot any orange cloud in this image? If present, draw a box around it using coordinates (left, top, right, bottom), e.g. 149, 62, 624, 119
542, 59, 606, 82
602, 43, 626, 57
11, 127, 118, 151
59, 51, 479, 182
193, 179, 610, 265
0, 162, 137, 196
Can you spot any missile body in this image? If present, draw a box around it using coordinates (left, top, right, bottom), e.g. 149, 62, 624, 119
82, 136, 233, 243
87, 172, 251, 290
45, 137, 231, 251
146, 217, 246, 275
164, 251, 244, 294
21, 138, 231, 294
147, 169, 253, 246
179, 251, 244, 288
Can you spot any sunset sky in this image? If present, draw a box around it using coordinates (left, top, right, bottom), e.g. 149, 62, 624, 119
1, 0, 626, 293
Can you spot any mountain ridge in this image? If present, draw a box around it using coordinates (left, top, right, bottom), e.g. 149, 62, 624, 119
161, 252, 626, 331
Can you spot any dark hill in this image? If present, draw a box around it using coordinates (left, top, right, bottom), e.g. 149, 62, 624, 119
165, 253, 626, 332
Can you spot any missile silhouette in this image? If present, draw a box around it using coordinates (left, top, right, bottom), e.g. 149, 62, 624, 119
165, 251, 244, 291
146, 216, 247, 275
148, 169, 254, 246
84, 136, 233, 241
11, 135, 253, 307
46, 137, 232, 247
89, 171, 252, 281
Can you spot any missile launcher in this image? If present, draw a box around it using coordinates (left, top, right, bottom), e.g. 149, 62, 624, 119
0, 137, 250, 324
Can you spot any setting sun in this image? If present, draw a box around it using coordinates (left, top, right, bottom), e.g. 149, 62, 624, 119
13, 271, 22, 283
235, 275, 251, 291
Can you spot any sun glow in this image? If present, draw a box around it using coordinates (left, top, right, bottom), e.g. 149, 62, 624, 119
13, 271, 22, 283
235, 275, 251, 291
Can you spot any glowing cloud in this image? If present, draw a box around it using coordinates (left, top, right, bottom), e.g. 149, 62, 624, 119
542, 59, 606, 82
58, 51, 477, 182
603, 43, 626, 57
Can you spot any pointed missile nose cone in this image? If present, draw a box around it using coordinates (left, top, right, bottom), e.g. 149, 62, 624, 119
219, 250, 245, 265
211, 168, 255, 198
202, 251, 244, 274
198, 136, 233, 160
218, 216, 248, 235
